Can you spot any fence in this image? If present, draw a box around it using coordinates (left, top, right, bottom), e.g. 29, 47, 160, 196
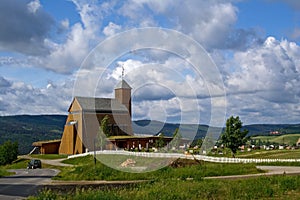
68, 150, 300, 163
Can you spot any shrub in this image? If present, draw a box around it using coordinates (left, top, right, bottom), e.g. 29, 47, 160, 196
0, 140, 18, 165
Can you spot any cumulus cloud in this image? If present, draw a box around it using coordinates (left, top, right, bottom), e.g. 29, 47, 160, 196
0, 0, 116, 74
107, 57, 220, 124
1, 0, 299, 125
118, 0, 260, 50
0, 76, 72, 115
0, 0, 261, 74
0, 76, 11, 87
60, 19, 70, 30
103, 22, 122, 37
0, 76, 12, 95
0, 0, 54, 55
224, 36, 300, 123
27, 0, 41, 14
227, 37, 300, 100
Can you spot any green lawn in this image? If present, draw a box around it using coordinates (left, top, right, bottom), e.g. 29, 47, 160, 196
1, 154, 299, 199
0, 168, 12, 177
30, 175, 300, 200
54, 155, 262, 181
236, 149, 300, 159
0, 158, 30, 177
1, 158, 29, 169
252, 134, 300, 146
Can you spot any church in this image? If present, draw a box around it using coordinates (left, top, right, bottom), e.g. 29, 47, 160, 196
31, 78, 175, 155
58, 79, 133, 154
57, 78, 174, 155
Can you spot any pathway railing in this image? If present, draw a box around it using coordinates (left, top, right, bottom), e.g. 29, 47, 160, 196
68, 150, 300, 163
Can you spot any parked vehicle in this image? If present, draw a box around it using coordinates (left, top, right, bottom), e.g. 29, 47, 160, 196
27, 159, 42, 169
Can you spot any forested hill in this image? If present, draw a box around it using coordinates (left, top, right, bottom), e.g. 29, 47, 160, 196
0, 115, 67, 154
133, 120, 300, 138
1, 115, 300, 154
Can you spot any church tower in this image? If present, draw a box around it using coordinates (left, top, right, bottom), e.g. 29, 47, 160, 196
114, 80, 132, 116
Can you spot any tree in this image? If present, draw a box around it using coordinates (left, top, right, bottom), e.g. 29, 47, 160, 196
96, 115, 110, 151
221, 116, 248, 157
155, 133, 165, 149
190, 138, 203, 148
100, 115, 110, 137
0, 141, 18, 165
170, 128, 182, 150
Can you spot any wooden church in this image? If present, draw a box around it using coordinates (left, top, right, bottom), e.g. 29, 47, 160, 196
58, 80, 133, 154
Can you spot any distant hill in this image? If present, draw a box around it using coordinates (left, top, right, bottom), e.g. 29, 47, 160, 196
132, 120, 210, 139
0, 115, 300, 154
244, 124, 300, 136
133, 120, 300, 137
252, 134, 300, 146
0, 115, 66, 154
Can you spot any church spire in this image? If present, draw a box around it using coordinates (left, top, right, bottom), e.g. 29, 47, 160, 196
115, 64, 132, 116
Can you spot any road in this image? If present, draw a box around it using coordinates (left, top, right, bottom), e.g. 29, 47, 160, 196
0, 168, 59, 200
19, 155, 72, 167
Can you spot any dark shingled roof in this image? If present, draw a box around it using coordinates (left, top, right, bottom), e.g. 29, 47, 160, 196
115, 80, 132, 89
74, 96, 128, 112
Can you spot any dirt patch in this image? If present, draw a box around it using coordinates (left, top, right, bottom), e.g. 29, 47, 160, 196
170, 158, 202, 168
120, 159, 136, 167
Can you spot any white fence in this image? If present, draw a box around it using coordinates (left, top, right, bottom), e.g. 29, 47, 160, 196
68, 150, 300, 163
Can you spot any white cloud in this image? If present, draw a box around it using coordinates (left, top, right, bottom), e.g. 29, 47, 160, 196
103, 22, 121, 37
228, 37, 300, 100
2, 0, 300, 125
117, 0, 257, 50
37, 1, 108, 74
60, 19, 70, 30
224, 36, 300, 123
108, 57, 217, 124
0, 76, 73, 115
42, 23, 90, 73
27, 0, 41, 14
0, 0, 53, 55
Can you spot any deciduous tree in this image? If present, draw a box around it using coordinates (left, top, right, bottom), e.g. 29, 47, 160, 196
96, 115, 110, 151
0, 141, 18, 165
221, 116, 248, 157
170, 128, 182, 149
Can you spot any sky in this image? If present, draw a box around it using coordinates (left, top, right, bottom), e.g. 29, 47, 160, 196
0, 0, 300, 126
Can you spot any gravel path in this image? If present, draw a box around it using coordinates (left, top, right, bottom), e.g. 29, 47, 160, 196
205, 166, 300, 180
39, 158, 72, 167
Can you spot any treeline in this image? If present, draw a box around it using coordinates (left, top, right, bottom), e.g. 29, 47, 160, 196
0, 115, 66, 154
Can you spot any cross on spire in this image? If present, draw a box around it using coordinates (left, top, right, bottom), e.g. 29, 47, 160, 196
121, 64, 124, 79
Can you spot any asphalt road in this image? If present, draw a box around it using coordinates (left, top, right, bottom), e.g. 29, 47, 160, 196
0, 168, 59, 200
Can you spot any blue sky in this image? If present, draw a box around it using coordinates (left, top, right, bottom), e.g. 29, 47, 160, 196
0, 0, 300, 126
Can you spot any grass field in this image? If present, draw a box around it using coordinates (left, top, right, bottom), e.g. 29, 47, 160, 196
0, 158, 30, 177
54, 155, 262, 181
236, 149, 300, 159
31, 173, 300, 200
1, 153, 300, 199
30, 155, 300, 200
0, 168, 12, 177
252, 134, 300, 146
95, 154, 174, 173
